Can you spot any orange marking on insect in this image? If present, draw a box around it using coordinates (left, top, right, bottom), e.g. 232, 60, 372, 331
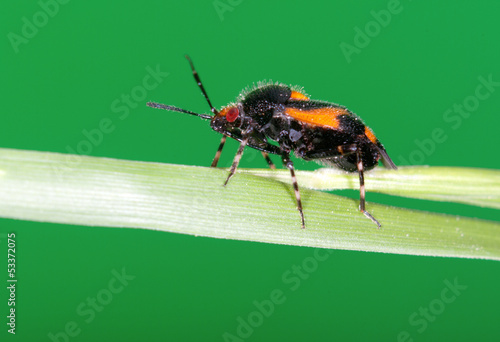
285, 107, 345, 129
364, 126, 378, 144
290, 91, 309, 100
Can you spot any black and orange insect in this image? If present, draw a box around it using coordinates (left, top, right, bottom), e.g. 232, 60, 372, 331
147, 56, 397, 229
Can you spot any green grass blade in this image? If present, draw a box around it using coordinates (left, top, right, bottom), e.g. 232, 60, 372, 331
0, 148, 499, 260
244, 166, 500, 209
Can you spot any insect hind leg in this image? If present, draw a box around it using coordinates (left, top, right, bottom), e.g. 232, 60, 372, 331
303, 144, 382, 228
356, 149, 381, 228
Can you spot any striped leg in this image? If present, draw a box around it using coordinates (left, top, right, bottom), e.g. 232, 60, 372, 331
261, 152, 276, 169
357, 150, 381, 228
212, 137, 276, 169
282, 153, 305, 229
223, 137, 248, 186
211, 135, 227, 167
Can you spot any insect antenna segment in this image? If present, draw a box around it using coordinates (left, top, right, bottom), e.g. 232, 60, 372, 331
146, 102, 212, 120
185, 55, 219, 116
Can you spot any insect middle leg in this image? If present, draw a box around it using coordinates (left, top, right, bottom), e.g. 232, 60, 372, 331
262, 152, 276, 169
281, 152, 306, 229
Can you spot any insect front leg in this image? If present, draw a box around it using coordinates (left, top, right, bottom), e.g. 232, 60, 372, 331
211, 135, 227, 167
221, 129, 282, 186
211, 135, 276, 169
223, 137, 248, 186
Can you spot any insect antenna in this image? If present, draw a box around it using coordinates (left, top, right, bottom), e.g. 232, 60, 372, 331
185, 55, 219, 115
146, 102, 212, 120
183, 55, 233, 168
147, 55, 219, 120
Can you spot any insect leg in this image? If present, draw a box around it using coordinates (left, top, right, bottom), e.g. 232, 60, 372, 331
211, 135, 276, 169
281, 153, 306, 229
222, 130, 279, 168
261, 152, 276, 169
223, 137, 248, 186
356, 149, 381, 228
211, 135, 227, 167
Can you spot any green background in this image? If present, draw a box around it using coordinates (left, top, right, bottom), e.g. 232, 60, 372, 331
1, 0, 499, 341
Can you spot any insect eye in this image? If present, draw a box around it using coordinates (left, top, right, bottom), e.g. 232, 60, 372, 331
226, 107, 239, 122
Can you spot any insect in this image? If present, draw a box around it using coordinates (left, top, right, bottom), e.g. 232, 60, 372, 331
147, 56, 397, 229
